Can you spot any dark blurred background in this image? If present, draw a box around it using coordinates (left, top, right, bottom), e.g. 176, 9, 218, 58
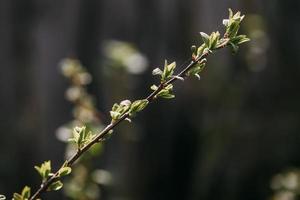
1, 0, 300, 199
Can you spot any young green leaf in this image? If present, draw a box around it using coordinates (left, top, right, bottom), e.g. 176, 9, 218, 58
21, 186, 30, 199
231, 35, 250, 45
191, 45, 197, 54
48, 181, 63, 191
58, 166, 72, 177
129, 99, 149, 115
152, 68, 163, 76
159, 93, 175, 99
196, 44, 205, 57
34, 161, 51, 181
200, 32, 210, 47
12, 186, 31, 200
76, 127, 85, 147
111, 103, 119, 111
229, 8, 233, 19
13, 193, 22, 200
224, 9, 246, 40
110, 100, 132, 122
110, 111, 121, 120
68, 126, 95, 149
209, 31, 220, 49
156, 84, 175, 99
161, 60, 176, 81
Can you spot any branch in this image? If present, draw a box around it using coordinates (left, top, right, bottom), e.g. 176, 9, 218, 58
11, 9, 249, 200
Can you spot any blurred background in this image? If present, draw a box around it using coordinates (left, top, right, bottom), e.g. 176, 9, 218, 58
1, 0, 300, 200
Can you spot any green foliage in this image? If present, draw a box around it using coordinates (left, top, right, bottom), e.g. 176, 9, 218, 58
129, 100, 149, 116
150, 59, 178, 99
34, 161, 52, 182
223, 9, 250, 53
110, 100, 132, 122
48, 181, 63, 191
200, 31, 220, 49
150, 84, 175, 99
187, 9, 250, 79
34, 161, 70, 193
58, 166, 72, 177
69, 126, 94, 150
186, 58, 207, 80
152, 60, 176, 82
13, 186, 31, 200
110, 99, 149, 122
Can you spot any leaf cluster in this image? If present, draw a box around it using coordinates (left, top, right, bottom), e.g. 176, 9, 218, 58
34, 161, 52, 182
223, 9, 250, 53
110, 99, 149, 122
150, 60, 180, 99
69, 126, 94, 150
13, 186, 31, 200
34, 161, 71, 192
188, 9, 250, 79
152, 60, 176, 82
150, 84, 175, 99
